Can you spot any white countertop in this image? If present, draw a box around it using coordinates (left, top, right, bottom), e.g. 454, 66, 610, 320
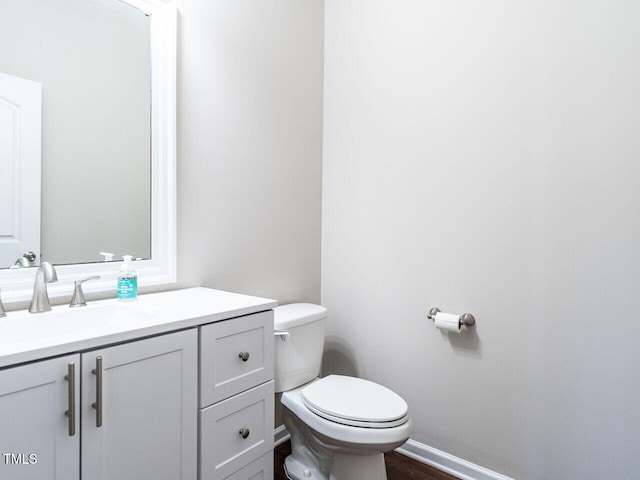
0, 287, 277, 368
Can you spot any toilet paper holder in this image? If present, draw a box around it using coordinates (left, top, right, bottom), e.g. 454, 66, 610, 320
427, 308, 476, 327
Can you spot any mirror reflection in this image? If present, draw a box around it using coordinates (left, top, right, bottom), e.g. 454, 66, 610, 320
0, 0, 152, 269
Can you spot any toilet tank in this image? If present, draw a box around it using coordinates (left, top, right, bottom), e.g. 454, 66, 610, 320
273, 303, 327, 393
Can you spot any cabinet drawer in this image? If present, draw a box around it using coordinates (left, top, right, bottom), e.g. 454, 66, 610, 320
200, 311, 273, 406
199, 381, 274, 480
224, 453, 273, 480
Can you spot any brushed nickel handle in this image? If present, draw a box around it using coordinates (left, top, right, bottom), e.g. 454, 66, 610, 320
64, 362, 76, 436
238, 351, 250, 362
69, 275, 101, 307
239, 428, 250, 439
91, 356, 103, 428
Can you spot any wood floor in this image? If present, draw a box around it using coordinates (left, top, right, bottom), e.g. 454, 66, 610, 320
274, 440, 459, 480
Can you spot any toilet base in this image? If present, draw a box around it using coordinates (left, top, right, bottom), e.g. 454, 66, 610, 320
284, 451, 388, 480
330, 452, 388, 480
284, 455, 325, 480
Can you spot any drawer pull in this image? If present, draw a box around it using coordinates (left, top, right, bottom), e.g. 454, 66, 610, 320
239, 428, 250, 439
238, 351, 250, 362
91, 356, 103, 428
64, 362, 76, 437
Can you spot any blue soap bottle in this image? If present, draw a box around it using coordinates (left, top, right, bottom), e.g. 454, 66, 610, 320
117, 255, 138, 301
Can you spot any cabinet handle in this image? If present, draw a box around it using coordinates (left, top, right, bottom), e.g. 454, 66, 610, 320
238, 351, 250, 362
91, 356, 103, 428
239, 428, 250, 439
64, 362, 76, 437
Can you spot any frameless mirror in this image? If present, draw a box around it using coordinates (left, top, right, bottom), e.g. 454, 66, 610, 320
1, 0, 151, 267
0, 0, 176, 303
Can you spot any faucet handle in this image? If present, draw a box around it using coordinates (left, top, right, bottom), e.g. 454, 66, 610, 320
69, 276, 101, 308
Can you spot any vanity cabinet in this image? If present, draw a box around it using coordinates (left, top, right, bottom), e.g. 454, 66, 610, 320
0, 288, 277, 480
199, 311, 275, 480
0, 329, 197, 480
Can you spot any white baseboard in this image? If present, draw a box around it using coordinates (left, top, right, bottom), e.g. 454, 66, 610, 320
396, 439, 514, 480
274, 427, 513, 480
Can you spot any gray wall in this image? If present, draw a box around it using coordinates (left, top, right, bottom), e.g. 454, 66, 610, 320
175, 0, 324, 304
322, 1, 640, 479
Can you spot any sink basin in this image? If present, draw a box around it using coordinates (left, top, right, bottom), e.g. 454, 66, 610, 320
0, 303, 152, 359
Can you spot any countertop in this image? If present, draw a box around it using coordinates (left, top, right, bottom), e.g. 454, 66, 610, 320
0, 287, 277, 368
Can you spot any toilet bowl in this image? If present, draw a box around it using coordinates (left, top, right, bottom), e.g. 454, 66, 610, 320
274, 304, 413, 480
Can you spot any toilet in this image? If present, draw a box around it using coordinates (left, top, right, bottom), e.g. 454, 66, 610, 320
274, 303, 413, 480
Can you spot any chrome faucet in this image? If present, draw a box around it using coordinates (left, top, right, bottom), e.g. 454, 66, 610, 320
29, 262, 58, 313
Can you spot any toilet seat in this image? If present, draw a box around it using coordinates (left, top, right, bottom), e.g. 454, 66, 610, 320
300, 375, 409, 428
282, 381, 413, 448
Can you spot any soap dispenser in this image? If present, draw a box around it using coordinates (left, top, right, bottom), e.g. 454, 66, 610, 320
117, 255, 138, 301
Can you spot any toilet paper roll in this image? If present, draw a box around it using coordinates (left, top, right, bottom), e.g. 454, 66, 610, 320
434, 312, 461, 333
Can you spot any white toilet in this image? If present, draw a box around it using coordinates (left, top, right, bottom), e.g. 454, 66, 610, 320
274, 303, 413, 480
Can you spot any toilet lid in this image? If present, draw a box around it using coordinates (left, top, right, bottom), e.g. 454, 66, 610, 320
301, 375, 409, 428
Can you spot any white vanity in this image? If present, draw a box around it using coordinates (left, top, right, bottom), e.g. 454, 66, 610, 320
0, 287, 277, 480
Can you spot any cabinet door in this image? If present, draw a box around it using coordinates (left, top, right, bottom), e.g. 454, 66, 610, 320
81, 329, 197, 480
0, 354, 80, 480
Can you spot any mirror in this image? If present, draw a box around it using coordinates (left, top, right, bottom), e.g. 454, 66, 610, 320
0, 0, 176, 303
0, 0, 152, 267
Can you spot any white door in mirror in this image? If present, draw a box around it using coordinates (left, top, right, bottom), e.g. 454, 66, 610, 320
0, 72, 41, 267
